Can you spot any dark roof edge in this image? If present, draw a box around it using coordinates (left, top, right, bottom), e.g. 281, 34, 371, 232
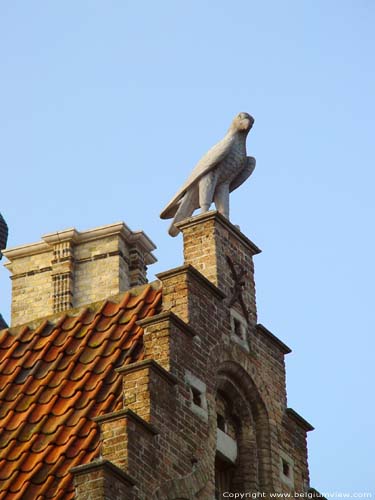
0, 212, 8, 256
93, 408, 159, 435
137, 311, 197, 337
286, 408, 314, 432
308, 488, 327, 500
116, 359, 178, 386
256, 324, 292, 354
157, 264, 226, 300
70, 459, 136, 486
0, 314, 8, 330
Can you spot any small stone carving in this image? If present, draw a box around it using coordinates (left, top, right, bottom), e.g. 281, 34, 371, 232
226, 255, 249, 320
160, 112, 256, 236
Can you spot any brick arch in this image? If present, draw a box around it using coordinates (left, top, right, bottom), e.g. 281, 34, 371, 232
215, 361, 273, 491
211, 341, 285, 453
210, 342, 275, 416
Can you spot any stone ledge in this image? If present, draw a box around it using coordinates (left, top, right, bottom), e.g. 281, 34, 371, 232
3, 241, 51, 260
286, 408, 314, 432
4, 221, 157, 264
256, 324, 292, 355
75, 249, 130, 266
176, 210, 262, 255
157, 264, 226, 300
137, 311, 197, 337
9, 266, 53, 280
93, 408, 159, 435
117, 359, 178, 386
129, 231, 157, 264
70, 458, 136, 486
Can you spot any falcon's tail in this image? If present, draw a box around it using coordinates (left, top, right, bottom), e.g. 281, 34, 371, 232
168, 189, 198, 237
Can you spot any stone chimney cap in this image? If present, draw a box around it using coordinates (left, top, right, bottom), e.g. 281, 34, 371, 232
129, 231, 157, 265
3, 222, 157, 263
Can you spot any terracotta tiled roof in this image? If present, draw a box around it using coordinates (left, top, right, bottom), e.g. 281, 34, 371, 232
0, 283, 162, 500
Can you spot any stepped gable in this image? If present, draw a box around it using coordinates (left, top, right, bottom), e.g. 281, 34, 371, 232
0, 283, 162, 500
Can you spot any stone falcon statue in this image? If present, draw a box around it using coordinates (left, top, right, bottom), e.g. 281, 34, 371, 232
160, 112, 256, 236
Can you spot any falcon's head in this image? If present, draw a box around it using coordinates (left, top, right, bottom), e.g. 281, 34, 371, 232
231, 112, 254, 133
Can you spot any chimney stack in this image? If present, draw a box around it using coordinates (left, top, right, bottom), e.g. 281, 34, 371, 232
3, 222, 156, 326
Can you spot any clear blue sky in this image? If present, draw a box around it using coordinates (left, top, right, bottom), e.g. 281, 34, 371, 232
1, 1, 374, 495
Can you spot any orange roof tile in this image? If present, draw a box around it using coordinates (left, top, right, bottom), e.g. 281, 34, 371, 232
0, 283, 162, 500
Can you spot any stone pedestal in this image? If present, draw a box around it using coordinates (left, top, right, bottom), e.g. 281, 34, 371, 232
176, 211, 261, 325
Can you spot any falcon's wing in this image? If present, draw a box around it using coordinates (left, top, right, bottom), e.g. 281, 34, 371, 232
160, 133, 234, 220
229, 156, 256, 192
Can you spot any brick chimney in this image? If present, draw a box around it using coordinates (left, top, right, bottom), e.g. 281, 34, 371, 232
3, 222, 156, 326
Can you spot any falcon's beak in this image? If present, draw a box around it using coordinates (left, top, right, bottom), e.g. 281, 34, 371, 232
239, 115, 254, 131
